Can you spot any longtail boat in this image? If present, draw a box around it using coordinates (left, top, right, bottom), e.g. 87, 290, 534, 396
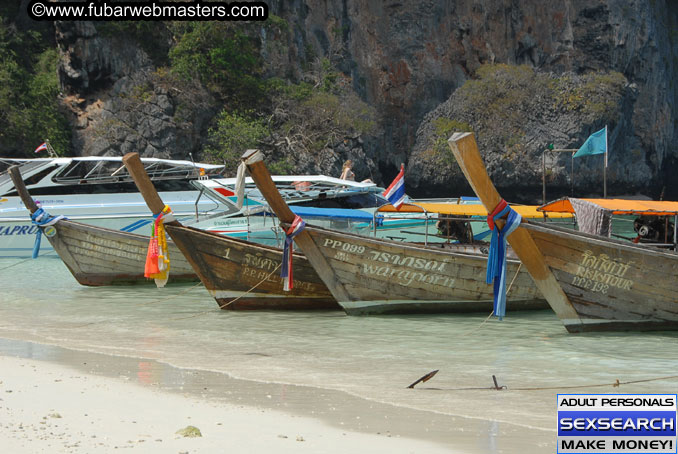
8, 166, 196, 286
242, 149, 545, 315
122, 153, 338, 310
448, 132, 678, 332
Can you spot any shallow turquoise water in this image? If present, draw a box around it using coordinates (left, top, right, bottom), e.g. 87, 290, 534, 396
1, 256, 677, 452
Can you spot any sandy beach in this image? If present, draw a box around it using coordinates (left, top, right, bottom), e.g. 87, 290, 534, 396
0, 352, 456, 454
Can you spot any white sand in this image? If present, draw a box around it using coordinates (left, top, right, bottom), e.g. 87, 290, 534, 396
0, 355, 455, 453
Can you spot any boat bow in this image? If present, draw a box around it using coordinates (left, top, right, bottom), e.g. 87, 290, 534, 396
447, 132, 581, 327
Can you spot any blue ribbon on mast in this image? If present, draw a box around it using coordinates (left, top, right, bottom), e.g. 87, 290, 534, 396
281, 215, 306, 291
486, 200, 522, 319
30, 207, 65, 259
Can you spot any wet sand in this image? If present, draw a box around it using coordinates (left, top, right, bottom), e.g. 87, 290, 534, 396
0, 352, 458, 453
0, 337, 552, 453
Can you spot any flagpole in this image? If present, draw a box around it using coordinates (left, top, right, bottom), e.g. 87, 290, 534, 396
542, 149, 546, 205
603, 125, 608, 198
571, 152, 574, 197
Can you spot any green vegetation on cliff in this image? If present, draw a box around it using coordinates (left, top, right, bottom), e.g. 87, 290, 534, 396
167, 20, 377, 171
169, 22, 265, 109
0, 13, 375, 162
0, 21, 70, 156
204, 110, 267, 170
425, 64, 627, 163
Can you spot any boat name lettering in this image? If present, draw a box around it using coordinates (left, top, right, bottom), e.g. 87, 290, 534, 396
575, 251, 634, 292
242, 265, 316, 291
571, 276, 610, 294
580, 250, 633, 276
367, 250, 447, 272
361, 263, 456, 288
24, 199, 64, 205
214, 219, 246, 226
0, 225, 40, 236
243, 253, 278, 270
322, 238, 366, 254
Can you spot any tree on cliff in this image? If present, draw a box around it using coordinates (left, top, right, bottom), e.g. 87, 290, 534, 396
408, 64, 629, 200
0, 20, 70, 157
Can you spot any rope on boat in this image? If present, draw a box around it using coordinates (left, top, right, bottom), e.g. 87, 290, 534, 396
456, 262, 524, 337
169, 262, 283, 321
30, 208, 65, 258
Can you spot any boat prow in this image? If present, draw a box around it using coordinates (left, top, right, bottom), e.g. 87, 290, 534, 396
7, 166, 196, 286
243, 149, 545, 315
122, 153, 338, 311
448, 132, 678, 332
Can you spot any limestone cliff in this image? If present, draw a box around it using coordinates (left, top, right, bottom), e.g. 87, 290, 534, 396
273, 0, 677, 198
49, 0, 677, 198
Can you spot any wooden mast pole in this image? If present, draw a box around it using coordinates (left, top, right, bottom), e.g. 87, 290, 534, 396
122, 153, 181, 227
242, 149, 351, 302
8, 166, 39, 214
448, 132, 580, 323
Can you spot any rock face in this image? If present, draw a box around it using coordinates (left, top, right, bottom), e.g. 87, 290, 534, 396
273, 0, 677, 198
407, 67, 637, 203
53, 1, 677, 197
55, 21, 217, 161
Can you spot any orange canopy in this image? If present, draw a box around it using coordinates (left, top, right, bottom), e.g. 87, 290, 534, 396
378, 202, 573, 219
539, 198, 678, 216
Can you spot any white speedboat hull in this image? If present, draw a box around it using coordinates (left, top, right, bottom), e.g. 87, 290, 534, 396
0, 191, 221, 257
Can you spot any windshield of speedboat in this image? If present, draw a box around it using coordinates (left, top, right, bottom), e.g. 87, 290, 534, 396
0, 160, 57, 196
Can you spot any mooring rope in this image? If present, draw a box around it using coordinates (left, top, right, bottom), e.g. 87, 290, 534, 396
61, 281, 206, 329
511, 374, 678, 391
457, 262, 524, 337
0, 249, 56, 272
169, 262, 283, 321
134, 280, 204, 306
412, 374, 678, 392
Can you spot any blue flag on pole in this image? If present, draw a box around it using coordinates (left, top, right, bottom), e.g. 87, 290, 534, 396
573, 127, 607, 159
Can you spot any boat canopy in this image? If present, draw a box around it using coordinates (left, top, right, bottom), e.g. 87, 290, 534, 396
378, 202, 573, 219
539, 198, 678, 216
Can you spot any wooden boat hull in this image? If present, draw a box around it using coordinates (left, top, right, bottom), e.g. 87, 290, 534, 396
165, 225, 339, 310
300, 225, 545, 315
44, 220, 197, 286
525, 222, 678, 332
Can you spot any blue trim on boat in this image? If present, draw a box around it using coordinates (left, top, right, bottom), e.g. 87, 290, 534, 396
120, 219, 152, 232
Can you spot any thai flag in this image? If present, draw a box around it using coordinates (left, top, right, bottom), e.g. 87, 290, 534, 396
34, 142, 48, 153
382, 164, 405, 209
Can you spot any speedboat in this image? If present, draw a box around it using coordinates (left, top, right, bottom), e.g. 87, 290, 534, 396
186, 175, 389, 246
0, 156, 225, 257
